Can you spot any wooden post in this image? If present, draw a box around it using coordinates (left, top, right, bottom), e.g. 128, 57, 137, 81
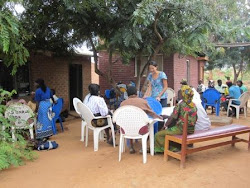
180, 114, 188, 169
232, 135, 236, 147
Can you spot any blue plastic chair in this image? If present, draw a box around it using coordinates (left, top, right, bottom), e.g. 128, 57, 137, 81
52, 98, 64, 134
202, 89, 221, 116
146, 97, 162, 134
105, 89, 111, 99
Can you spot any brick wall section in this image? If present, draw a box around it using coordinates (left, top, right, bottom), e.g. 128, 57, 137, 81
29, 53, 91, 110
173, 53, 199, 94
163, 55, 174, 89
99, 51, 136, 95
99, 51, 200, 97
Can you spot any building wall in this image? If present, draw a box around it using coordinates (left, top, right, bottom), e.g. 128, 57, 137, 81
99, 51, 136, 95
99, 51, 201, 98
29, 53, 92, 110
173, 54, 199, 94
91, 62, 99, 84
163, 55, 174, 89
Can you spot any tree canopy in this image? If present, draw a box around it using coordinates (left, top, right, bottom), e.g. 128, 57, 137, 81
204, 0, 250, 82
0, 0, 29, 74
2, 0, 249, 84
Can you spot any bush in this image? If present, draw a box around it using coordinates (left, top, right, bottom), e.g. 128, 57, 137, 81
0, 89, 37, 170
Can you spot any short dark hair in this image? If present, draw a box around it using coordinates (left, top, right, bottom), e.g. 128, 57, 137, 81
149, 61, 158, 67
237, 80, 243, 85
127, 86, 137, 96
35, 78, 47, 92
226, 81, 233, 87
88, 84, 100, 96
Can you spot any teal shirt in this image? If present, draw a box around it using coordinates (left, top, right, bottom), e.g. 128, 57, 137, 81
240, 85, 248, 92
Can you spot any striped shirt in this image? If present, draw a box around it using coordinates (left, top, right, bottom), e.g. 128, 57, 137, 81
83, 95, 108, 116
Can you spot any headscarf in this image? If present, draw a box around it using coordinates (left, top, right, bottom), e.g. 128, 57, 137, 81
181, 85, 195, 107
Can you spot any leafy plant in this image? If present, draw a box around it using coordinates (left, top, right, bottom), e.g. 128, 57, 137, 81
0, 89, 37, 171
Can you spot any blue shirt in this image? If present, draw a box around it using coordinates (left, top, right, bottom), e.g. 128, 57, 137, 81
229, 85, 241, 105
35, 87, 52, 103
147, 71, 168, 99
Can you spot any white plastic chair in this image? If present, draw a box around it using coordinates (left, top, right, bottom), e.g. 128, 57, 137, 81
73, 97, 87, 142
77, 102, 115, 151
5, 104, 35, 141
227, 92, 250, 119
166, 88, 175, 107
113, 105, 151, 164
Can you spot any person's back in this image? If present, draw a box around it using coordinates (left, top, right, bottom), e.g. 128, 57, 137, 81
229, 85, 241, 105
120, 86, 162, 119
35, 87, 51, 102
84, 95, 108, 116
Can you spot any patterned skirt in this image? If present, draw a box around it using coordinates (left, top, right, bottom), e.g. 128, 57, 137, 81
36, 100, 53, 139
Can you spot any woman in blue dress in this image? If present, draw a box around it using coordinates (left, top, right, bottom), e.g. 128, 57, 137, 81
34, 78, 53, 140
143, 61, 168, 107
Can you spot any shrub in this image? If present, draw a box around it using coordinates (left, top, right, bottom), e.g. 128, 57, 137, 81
0, 89, 37, 170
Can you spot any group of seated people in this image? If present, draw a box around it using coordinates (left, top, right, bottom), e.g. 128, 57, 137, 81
84, 80, 211, 154
197, 79, 248, 116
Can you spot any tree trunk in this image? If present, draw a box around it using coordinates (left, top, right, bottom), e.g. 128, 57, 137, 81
208, 70, 213, 80
135, 52, 142, 91
88, 37, 120, 95
232, 61, 243, 84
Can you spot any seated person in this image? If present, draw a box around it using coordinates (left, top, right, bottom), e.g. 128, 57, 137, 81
6, 92, 27, 106
120, 86, 163, 154
221, 81, 241, 116
155, 85, 197, 153
192, 87, 211, 131
197, 79, 206, 95
163, 87, 211, 131
83, 84, 113, 144
215, 79, 228, 95
27, 92, 37, 112
176, 79, 188, 103
237, 80, 248, 93
208, 80, 215, 88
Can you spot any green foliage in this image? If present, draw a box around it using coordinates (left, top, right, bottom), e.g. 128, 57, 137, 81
205, 0, 250, 73
0, 89, 37, 171
0, 1, 30, 75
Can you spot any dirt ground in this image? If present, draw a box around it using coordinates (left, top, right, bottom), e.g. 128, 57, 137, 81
0, 110, 250, 188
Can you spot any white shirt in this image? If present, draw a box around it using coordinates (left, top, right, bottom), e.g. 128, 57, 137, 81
83, 95, 109, 116
215, 84, 227, 94
192, 88, 211, 131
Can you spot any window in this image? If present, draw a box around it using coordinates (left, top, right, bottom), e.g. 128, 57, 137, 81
134, 54, 163, 77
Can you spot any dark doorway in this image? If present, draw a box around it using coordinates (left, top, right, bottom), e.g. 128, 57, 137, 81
0, 62, 30, 95
69, 64, 82, 110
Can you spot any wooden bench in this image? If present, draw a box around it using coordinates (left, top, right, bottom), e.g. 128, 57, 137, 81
163, 115, 250, 168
